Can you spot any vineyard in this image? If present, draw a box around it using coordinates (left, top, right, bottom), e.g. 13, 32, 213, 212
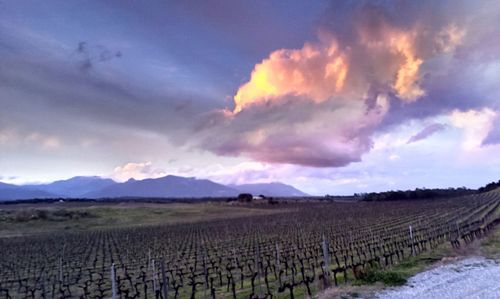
1, 190, 499, 299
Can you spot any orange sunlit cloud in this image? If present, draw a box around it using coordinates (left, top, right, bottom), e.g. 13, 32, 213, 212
357, 22, 425, 102
234, 21, 466, 114
233, 40, 348, 113
205, 20, 473, 168
360, 23, 465, 102
391, 32, 425, 101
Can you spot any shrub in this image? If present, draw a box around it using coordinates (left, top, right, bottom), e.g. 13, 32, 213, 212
267, 198, 278, 205
237, 193, 253, 202
35, 210, 48, 220
359, 269, 407, 286
13, 210, 32, 222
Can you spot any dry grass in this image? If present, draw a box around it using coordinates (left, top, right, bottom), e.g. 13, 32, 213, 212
0, 201, 285, 237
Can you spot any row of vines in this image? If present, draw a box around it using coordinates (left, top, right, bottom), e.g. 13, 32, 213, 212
1, 190, 499, 298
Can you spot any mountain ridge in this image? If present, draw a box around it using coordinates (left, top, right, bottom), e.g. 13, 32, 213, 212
24, 176, 116, 198
0, 182, 59, 200
0, 175, 308, 200
84, 175, 239, 198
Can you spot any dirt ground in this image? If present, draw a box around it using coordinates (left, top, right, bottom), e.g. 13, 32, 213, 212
376, 256, 500, 299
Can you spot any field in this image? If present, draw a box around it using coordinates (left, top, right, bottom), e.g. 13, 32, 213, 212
0, 202, 282, 238
0, 190, 499, 299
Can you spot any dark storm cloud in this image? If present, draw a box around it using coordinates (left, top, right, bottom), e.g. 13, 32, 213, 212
191, 94, 388, 167
0, 27, 212, 147
0, 0, 330, 149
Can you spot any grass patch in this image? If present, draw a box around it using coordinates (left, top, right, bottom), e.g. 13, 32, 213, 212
353, 223, 500, 289
2, 208, 94, 222
481, 226, 500, 259
357, 268, 407, 286
354, 241, 455, 287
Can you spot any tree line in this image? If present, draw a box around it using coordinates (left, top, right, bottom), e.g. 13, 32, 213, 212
360, 179, 500, 201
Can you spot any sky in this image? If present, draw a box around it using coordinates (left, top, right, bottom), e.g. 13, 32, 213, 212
1, 0, 499, 195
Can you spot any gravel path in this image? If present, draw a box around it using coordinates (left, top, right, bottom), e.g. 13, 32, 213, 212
376, 257, 500, 299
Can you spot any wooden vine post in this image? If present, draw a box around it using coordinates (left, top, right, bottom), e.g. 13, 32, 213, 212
161, 258, 168, 299
409, 225, 415, 256
111, 263, 116, 299
322, 234, 330, 279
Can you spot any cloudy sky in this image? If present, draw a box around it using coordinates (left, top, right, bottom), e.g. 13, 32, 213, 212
1, 0, 499, 195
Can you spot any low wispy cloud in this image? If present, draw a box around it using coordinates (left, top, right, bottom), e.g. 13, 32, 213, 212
407, 123, 446, 144
451, 108, 497, 150
482, 115, 500, 146
0, 129, 61, 150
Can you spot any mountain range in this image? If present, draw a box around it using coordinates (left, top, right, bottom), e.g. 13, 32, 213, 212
0, 175, 308, 200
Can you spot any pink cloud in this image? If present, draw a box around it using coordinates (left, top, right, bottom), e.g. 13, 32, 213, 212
112, 161, 166, 182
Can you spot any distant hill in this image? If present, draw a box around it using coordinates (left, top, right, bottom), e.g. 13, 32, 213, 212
230, 182, 309, 197
24, 176, 116, 198
85, 175, 239, 198
0, 175, 308, 200
0, 182, 58, 201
